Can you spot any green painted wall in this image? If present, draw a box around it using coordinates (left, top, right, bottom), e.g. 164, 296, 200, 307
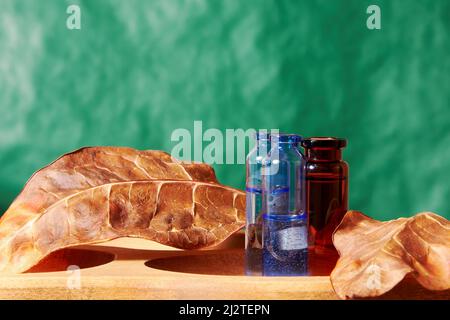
0, 0, 449, 220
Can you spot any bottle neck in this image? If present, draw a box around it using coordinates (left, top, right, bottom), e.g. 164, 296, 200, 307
272, 142, 298, 150
256, 140, 271, 149
306, 148, 342, 161
255, 140, 270, 156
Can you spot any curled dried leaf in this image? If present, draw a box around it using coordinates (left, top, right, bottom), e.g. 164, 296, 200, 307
0, 147, 245, 273
331, 210, 450, 299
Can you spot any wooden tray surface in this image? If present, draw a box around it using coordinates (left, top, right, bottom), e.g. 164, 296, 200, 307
0, 233, 448, 300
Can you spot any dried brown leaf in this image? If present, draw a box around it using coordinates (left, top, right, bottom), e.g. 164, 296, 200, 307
331, 210, 450, 299
0, 147, 245, 273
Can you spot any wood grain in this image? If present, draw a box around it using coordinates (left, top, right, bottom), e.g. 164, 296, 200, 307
0, 233, 448, 300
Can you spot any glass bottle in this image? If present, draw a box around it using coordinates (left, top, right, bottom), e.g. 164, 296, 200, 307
301, 137, 348, 254
261, 134, 308, 276
245, 131, 270, 275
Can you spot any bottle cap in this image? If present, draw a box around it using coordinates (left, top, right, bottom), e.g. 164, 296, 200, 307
270, 133, 302, 144
301, 137, 347, 149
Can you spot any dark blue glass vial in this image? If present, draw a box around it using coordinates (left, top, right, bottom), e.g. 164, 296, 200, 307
261, 134, 308, 276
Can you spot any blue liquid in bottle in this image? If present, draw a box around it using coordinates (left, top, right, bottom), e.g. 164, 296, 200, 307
262, 134, 308, 276
262, 214, 308, 276
245, 131, 270, 275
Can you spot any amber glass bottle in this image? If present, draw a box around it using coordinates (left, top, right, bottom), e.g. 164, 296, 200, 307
301, 137, 348, 253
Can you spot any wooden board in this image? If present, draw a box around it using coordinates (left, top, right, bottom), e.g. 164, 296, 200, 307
0, 233, 448, 300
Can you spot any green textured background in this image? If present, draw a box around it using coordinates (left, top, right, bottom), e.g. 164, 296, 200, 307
0, 0, 449, 220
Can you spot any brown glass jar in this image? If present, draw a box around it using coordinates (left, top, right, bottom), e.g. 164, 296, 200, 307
301, 137, 348, 253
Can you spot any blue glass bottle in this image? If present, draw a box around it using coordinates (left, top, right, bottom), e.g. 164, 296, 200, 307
262, 134, 308, 276
245, 131, 271, 275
